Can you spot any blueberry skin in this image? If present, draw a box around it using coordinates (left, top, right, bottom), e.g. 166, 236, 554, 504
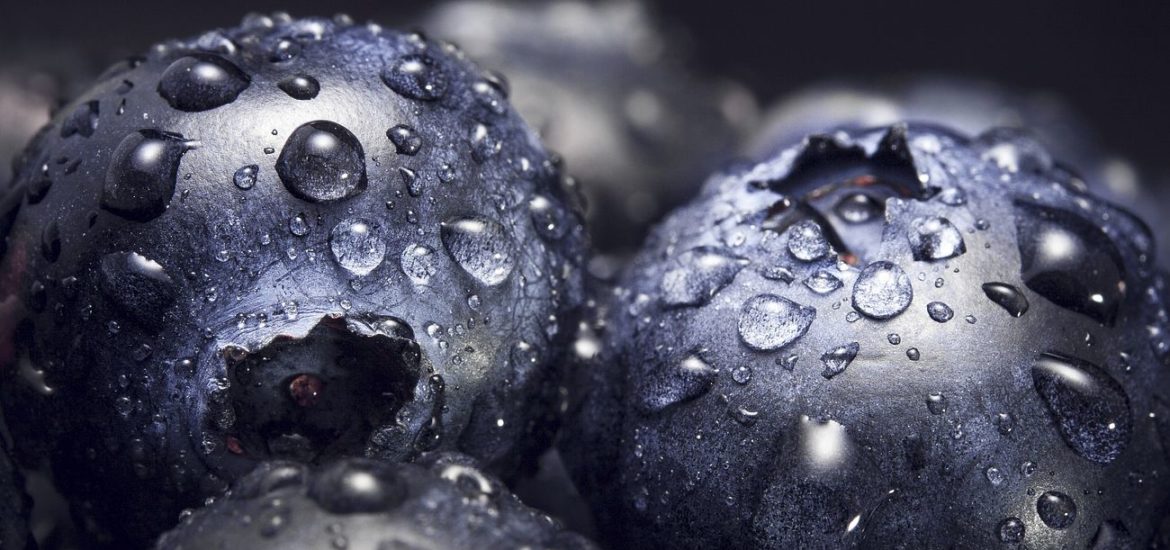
155, 453, 596, 550
421, 1, 756, 258
0, 438, 33, 550
563, 124, 1170, 548
0, 14, 586, 547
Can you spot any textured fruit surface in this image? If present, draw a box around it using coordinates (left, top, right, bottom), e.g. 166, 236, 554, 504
422, 1, 756, 259
0, 13, 586, 547
0, 438, 32, 550
563, 124, 1170, 548
155, 453, 596, 549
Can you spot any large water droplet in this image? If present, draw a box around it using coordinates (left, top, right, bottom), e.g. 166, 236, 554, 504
157, 54, 251, 112
400, 244, 437, 285
907, 216, 966, 261
440, 217, 516, 286
1036, 491, 1077, 529
98, 251, 177, 323
853, 261, 913, 320
233, 164, 259, 190
738, 294, 816, 351
277, 74, 320, 100
636, 355, 717, 414
786, 220, 830, 261
329, 218, 385, 276
1032, 352, 1131, 464
982, 282, 1029, 317
276, 121, 367, 202
381, 54, 448, 101
60, 100, 99, 138
820, 342, 859, 379
1014, 201, 1124, 326
101, 130, 191, 222
661, 247, 748, 307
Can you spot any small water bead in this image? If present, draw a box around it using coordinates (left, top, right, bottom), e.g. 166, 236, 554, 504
759, 265, 796, 283
469, 123, 502, 162
982, 282, 1029, 317
926, 393, 947, 415
887, 333, 901, 345
636, 355, 717, 414
933, 277, 944, 288
906, 348, 921, 361
964, 314, 977, 324
1021, 461, 1038, 476
926, 302, 954, 323
329, 218, 386, 276
233, 164, 259, 190
276, 120, 367, 203
853, 261, 913, 319
994, 413, 1016, 435
661, 247, 748, 307
834, 192, 883, 224
804, 270, 843, 295
277, 74, 320, 100
307, 461, 407, 514
737, 294, 816, 352
157, 54, 251, 112
382, 54, 449, 101
440, 217, 517, 286
289, 213, 311, 236
984, 466, 1004, 486
395, 243, 433, 281
1036, 491, 1077, 529
997, 517, 1026, 542
386, 124, 422, 155
732, 366, 752, 385
101, 129, 192, 222
60, 100, 100, 138
528, 195, 570, 240
786, 220, 830, 261
907, 216, 966, 261
937, 187, 967, 206
820, 342, 859, 380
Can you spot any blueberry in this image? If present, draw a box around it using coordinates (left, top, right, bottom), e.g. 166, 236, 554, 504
420, 1, 757, 260
0, 438, 32, 550
562, 124, 1170, 548
155, 454, 596, 549
0, 14, 585, 547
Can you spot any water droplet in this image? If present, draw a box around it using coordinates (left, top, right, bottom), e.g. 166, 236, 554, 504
233, 164, 259, 190
938, 187, 967, 206
276, 120, 367, 203
926, 393, 947, 415
1032, 352, 1131, 464
382, 54, 448, 101
308, 461, 406, 514
1036, 491, 1077, 529
984, 466, 1004, 486
98, 251, 177, 322
636, 355, 717, 414
732, 365, 752, 384
60, 100, 100, 138
834, 192, 883, 224
528, 195, 569, 240
41, 221, 61, 262
907, 216, 966, 261
157, 54, 250, 112
469, 123, 501, 163
804, 270, 843, 295
289, 213, 311, 236
786, 220, 830, 261
738, 294, 816, 351
400, 244, 437, 285
853, 261, 913, 319
906, 348, 921, 361
994, 412, 1016, 435
329, 218, 385, 276
440, 217, 516, 286
997, 517, 1026, 542
982, 282, 1029, 317
102, 129, 191, 222
277, 74, 320, 100
887, 333, 901, 345
1014, 201, 1124, 325
662, 247, 748, 307
386, 124, 422, 155
820, 342, 859, 380
926, 301, 954, 323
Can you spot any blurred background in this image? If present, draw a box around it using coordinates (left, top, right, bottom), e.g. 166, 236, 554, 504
1, 0, 1168, 262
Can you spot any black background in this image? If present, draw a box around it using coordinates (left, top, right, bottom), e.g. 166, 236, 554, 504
1, 0, 1168, 180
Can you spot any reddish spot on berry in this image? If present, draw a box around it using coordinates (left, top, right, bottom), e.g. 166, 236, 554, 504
289, 373, 324, 407
226, 436, 244, 455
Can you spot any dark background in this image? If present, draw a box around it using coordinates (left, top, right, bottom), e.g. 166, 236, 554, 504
1, 0, 1168, 179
